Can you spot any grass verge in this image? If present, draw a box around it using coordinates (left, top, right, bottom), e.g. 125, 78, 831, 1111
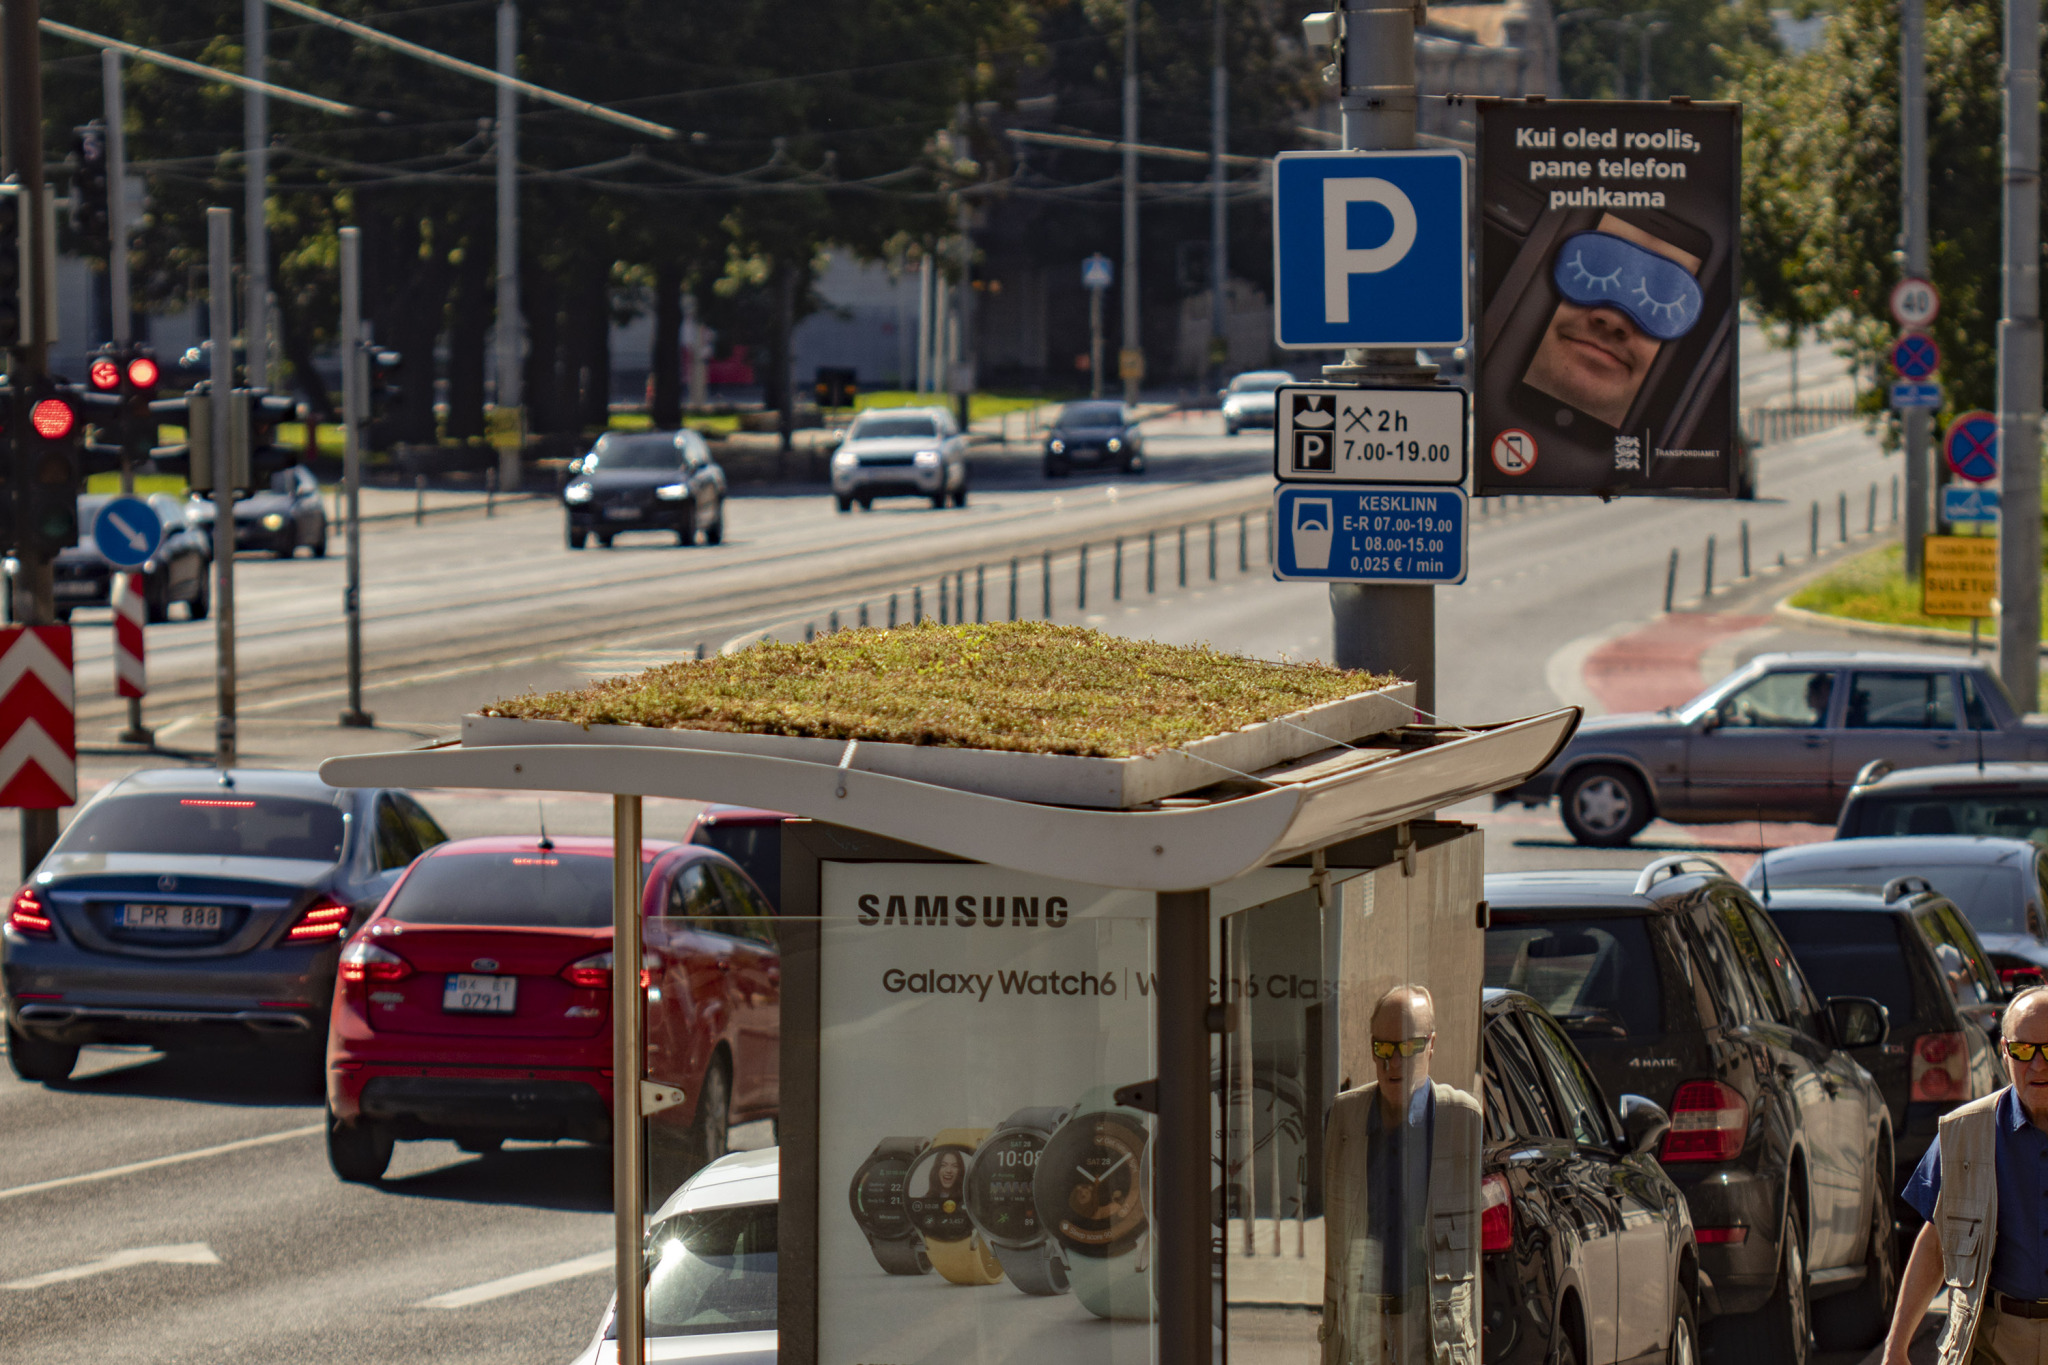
1786, 541, 2028, 636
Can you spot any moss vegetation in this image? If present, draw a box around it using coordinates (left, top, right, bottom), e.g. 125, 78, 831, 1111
484, 622, 1394, 758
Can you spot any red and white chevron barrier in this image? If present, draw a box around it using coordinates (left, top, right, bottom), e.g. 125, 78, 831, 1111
0, 626, 74, 808
112, 573, 146, 698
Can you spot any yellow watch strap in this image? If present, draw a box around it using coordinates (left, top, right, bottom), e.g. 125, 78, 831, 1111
921, 1128, 1004, 1286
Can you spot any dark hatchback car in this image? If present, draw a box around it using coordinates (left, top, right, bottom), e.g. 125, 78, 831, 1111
1480, 988, 1699, 1365
1, 769, 446, 1083
54, 493, 211, 622
686, 805, 793, 911
1758, 883, 2004, 1220
564, 429, 727, 549
1486, 858, 1896, 1365
1043, 401, 1144, 477
187, 464, 328, 559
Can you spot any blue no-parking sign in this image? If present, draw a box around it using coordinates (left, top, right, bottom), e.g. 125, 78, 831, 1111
91, 496, 162, 568
1891, 331, 1940, 381
1272, 150, 1468, 349
1945, 411, 1999, 484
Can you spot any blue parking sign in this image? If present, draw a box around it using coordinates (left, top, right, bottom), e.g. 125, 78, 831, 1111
1272, 149, 1468, 349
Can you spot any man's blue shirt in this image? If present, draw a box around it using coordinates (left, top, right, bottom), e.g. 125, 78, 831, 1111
1364, 1081, 1435, 1296
1903, 1087, 2048, 1299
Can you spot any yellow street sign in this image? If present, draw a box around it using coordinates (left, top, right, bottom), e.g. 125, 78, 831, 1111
1118, 347, 1145, 382
1922, 534, 1997, 618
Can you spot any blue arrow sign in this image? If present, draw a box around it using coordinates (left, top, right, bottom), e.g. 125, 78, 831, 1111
1892, 331, 1940, 380
1945, 411, 2000, 483
1272, 149, 1468, 349
1943, 485, 2001, 523
1890, 382, 1942, 409
91, 496, 163, 569
1271, 484, 1468, 584
1081, 254, 1113, 291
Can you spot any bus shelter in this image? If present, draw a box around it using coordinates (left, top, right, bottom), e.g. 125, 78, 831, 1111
320, 699, 1577, 1365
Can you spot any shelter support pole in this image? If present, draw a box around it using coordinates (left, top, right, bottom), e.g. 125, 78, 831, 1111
1155, 889, 1211, 1361
1999, 0, 2043, 710
613, 793, 646, 1364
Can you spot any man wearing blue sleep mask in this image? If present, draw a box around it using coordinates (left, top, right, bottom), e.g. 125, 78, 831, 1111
1521, 215, 1704, 428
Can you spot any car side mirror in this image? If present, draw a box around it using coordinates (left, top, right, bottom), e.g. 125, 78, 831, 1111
1827, 995, 1890, 1049
1617, 1094, 1670, 1156
1698, 708, 1722, 733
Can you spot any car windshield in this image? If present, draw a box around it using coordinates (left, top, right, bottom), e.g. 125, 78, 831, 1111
385, 851, 614, 928
691, 823, 780, 908
1229, 372, 1291, 392
1847, 793, 2048, 842
1762, 861, 2029, 935
1768, 910, 1925, 1028
851, 415, 939, 440
624, 1202, 777, 1339
1484, 916, 1662, 1038
56, 793, 347, 861
1058, 402, 1125, 428
586, 436, 681, 471
267, 469, 299, 494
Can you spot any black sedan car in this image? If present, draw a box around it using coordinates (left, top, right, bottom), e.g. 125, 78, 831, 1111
52, 493, 211, 622
1044, 400, 1144, 477
564, 429, 726, 548
1, 768, 447, 1083
186, 464, 328, 559
1481, 988, 1698, 1365
1486, 858, 1897, 1364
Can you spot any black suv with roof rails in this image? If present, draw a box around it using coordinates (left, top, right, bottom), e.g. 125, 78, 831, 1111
1485, 856, 1896, 1365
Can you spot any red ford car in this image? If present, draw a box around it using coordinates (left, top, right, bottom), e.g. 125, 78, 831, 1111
323, 835, 780, 1192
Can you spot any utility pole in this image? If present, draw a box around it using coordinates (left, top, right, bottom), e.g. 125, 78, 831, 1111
1323, 0, 1438, 712
1209, 0, 1228, 389
245, 0, 269, 390
1902, 0, 1930, 577
103, 51, 129, 366
209, 208, 238, 769
1121, 0, 1141, 405
340, 226, 372, 728
494, 0, 522, 493
1999, 0, 2043, 710
5, 0, 60, 874
954, 192, 973, 434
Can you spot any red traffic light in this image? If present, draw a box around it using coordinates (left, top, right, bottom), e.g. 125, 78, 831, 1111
30, 398, 75, 439
88, 357, 120, 391
126, 356, 159, 389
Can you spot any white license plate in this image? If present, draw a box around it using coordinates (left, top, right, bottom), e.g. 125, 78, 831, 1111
604, 506, 643, 520
54, 581, 97, 598
118, 903, 224, 932
443, 974, 518, 1014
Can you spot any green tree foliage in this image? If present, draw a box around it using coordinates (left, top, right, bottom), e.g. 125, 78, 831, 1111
1557, 0, 1776, 100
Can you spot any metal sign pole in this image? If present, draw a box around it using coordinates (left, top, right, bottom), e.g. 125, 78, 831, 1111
611, 793, 647, 1365
1999, 0, 2043, 710
244, 0, 269, 391
494, 0, 522, 495
1120, 0, 1140, 405
208, 207, 237, 770
1902, 0, 1930, 571
339, 226, 372, 728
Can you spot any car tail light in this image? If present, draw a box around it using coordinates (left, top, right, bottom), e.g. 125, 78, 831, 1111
561, 951, 613, 989
1481, 1173, 1512, 1253
1661, 1080, 1748, 1162
1695, 1227, 1749, 1244
2002, 966, 2047, 990
284, 895, 351, 943
1912, 1030, 1969, 1102
339, 938, 413, 984
6, 886, 52, 938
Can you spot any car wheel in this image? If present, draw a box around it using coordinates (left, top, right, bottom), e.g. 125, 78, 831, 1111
455, 1135, 503, 1155
312, 532, 328, 558
1549, 1312, 1581, 1365
929, 492, 947, 510
952, 486, 969, 508
1225, 422, 1239, 437
567, 527, 587, 550
1124, 454, 1145, 475
704, 514, 724, 545
675, 503, 697, 547
187, 572, 211, 621
52, 607, 71, 623
687, 1056, 732, 1171
6, 1023, 77, 1084
1710, 1203, 1811, 1365
1559, 765, 1653, 848
836, 495, 853, 513
857, 497, 873, 512
1814, 1166, 1897, 1351
1670, 1286, 1699, 1365
144, 583, 171, 625
326, 1107, 394, 1183
273, 526, 297, 559
597, 532, 615, 548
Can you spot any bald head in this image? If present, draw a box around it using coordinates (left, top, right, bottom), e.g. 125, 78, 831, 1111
1372, 984, 1435, 1038
2007, 985, 2048, 1038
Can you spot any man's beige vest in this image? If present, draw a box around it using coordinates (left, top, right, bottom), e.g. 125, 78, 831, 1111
1933, 1090, 2006, 1365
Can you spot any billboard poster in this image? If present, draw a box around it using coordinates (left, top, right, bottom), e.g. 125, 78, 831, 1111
1474, 100, 1741, 497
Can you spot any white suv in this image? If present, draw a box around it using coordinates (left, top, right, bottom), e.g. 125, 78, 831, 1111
829, 408, 969, 512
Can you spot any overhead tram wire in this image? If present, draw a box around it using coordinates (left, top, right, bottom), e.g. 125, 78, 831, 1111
37, 18, 377, 119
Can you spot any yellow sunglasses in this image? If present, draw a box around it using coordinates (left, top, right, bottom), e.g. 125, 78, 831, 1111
2006, 1039, 2048, 1062
1371, 1036, 1431, 1059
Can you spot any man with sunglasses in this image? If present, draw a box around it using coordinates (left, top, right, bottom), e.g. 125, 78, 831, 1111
1885, 986, 2048, 1365
1321, 985, 1481, 1365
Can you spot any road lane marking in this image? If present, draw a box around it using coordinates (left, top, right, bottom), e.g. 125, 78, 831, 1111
417, 1250, 613, 1309
0, 1124, 321, 1203
4, 1243, 219, 1289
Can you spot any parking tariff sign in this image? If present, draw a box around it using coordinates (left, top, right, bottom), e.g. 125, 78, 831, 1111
1272, 484, 1468, 584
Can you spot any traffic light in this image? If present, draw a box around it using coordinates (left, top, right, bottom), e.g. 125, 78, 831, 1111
123, 350, 159, 463
815, 366, 857, 410
69, 123, 108, 245
365, 347, 401, 452
18, 380, 81, 553
80, 345, 125, 471
0, 183, 21, 347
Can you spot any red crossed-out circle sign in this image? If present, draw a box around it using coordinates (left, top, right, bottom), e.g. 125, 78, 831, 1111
1892, 331, 1940, 380
1945, 410, 2000, 484
1490, 429, 1537, 476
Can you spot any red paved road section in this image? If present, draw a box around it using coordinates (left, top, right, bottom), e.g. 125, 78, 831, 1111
1583, 613, 1769, 714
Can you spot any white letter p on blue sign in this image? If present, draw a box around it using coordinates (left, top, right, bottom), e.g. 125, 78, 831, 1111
1274, 149, 1467, 349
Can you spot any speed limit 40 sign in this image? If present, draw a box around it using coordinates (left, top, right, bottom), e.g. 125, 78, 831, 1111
1891, 277, 1940, 329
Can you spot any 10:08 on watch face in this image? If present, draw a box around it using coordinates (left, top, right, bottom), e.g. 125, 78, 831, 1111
849, 1153, 915, 1240
1033, 1112, 1149, 1259
905, 1144, 977, 1242
966, 1130, 1046, 1249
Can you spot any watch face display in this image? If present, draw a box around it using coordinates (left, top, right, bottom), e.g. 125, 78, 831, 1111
905, 1143, 977, 1242
966, 1129, 1047, 1249
1033, 1111, 1149, 1258
849, 1152, 916, 1239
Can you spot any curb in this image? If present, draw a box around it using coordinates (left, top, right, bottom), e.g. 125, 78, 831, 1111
1772, 599, 2030, 653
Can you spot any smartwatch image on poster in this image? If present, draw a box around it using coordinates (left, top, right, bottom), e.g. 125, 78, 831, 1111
906, 1128, 1007, 1285
1032, 1085, 1154, 1320
848, 1136, 933, 1276
966, 1106, 1072, 1296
